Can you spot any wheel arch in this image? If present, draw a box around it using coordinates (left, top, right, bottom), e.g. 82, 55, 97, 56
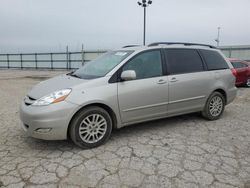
212, 88, 227, 104
67, 103, 118, 140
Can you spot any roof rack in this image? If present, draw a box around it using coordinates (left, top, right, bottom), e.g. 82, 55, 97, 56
148, 42, 217, 49
122, 45, 140, 48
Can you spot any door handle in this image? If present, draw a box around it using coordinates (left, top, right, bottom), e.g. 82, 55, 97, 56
170, 77, 178, 82
157, 79, 167, 84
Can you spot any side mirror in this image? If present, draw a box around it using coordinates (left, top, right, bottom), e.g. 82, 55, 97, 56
120, 70, 136, 81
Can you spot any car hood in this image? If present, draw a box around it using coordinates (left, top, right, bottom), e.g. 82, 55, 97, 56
28, 74, 88, 99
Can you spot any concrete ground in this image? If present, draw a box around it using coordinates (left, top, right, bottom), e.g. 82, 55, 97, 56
0, 70, 250, 188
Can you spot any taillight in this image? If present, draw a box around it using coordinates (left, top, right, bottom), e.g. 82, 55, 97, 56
231, 68, 237, 77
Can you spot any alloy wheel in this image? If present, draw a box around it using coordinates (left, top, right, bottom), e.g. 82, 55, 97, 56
246, 78, 250, 87
79, 114, 107, 144
209, 96, 223, 117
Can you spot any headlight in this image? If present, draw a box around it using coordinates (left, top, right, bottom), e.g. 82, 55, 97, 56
32, 89, 72, 106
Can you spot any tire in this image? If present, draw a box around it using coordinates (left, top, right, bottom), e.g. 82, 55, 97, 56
70, 106, 112, 148
246, 77, 250, 87
202, 92, 225, 120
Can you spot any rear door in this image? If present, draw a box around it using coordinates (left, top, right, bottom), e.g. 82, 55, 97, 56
164, 49, 211, 115
199, 49, 234, 97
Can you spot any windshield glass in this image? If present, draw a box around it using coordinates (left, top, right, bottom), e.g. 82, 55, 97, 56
72, 50, 133, 79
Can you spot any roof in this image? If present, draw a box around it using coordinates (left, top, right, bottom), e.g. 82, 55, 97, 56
148, 42, 216, 49
121, 42, 219, 51
228, 58, 241, 61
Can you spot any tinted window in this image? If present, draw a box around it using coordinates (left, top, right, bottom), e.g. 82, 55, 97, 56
232, 61, 248, 69
242, 63, 249, 67
232, 62, 243, 68
200, 50, 229, 70
122, 50, 162, 80
165, 49, 204, 74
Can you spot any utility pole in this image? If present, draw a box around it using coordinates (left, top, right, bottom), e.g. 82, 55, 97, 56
215, 27, 221, 47
137, 0, 152, 46
144, 7, 146, 46
81, 44, 85, 66
66, 45, 69, 69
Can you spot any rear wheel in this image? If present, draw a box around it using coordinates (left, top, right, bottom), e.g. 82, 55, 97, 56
70, 106, 112, 148
202, 92, 225, 120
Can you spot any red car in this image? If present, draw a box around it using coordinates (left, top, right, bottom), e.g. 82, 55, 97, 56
229, 58, 250, 87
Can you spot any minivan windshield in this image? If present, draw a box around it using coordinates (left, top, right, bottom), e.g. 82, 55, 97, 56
71, 50, 133, 79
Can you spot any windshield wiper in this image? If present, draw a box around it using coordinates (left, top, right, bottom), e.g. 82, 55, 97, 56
70, 74, 81, 78
67, 71, 81, 79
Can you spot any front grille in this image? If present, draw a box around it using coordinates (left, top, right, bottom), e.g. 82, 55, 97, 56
24, 96, 36, 106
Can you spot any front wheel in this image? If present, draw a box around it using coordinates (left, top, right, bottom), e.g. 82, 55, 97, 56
70, 106, 112, 148
202, 92, 225, 120
246, 77, 250, 87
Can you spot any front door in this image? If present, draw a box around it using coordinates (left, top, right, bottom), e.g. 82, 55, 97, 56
118, 50, 168, 123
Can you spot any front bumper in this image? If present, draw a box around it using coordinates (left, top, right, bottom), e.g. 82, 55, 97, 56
19, 100, 79, 140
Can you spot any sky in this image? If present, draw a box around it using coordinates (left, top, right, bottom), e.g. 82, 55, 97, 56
0, 0, 250, 53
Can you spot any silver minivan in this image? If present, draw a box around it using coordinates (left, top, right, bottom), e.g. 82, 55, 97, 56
20, 42, 237, 148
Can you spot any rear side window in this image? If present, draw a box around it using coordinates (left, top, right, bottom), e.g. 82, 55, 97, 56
200, 50, 229, 70
165, 49, 204, 74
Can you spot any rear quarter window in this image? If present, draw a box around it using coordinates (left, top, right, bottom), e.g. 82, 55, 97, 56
200, 50, 229, 70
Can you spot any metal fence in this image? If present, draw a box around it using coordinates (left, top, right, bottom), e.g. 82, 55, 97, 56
220, 45, 250, 61
0, 51, 106, 69
2, 46, 250, 70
